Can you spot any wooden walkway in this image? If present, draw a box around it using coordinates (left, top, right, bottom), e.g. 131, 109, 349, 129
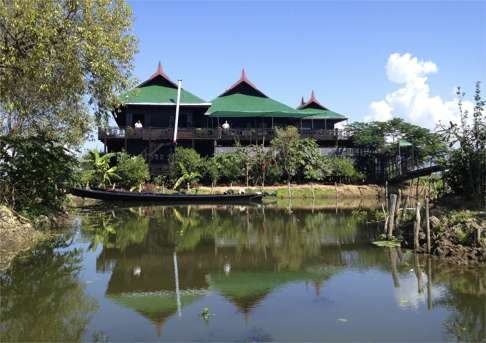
387, 164, 444, 184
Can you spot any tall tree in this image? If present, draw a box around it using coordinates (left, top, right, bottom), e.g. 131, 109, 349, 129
0, 0, 137, 145
271, 126, 301, 193
440, 82, 486, 201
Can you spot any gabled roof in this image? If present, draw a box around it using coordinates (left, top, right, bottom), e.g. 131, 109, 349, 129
297, 90, 347, 121
120, 62, 211, 106
206, 69, 304, 118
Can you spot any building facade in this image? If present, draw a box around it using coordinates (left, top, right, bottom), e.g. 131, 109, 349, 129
99, 63, 352, 174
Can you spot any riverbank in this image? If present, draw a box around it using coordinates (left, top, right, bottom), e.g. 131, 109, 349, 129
0, 206, 44, 271
152, 183, 384, 199
399, 209, 486, 266
0, 206, 72, 271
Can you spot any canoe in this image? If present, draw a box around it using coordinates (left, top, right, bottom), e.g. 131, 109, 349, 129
70, 188, 263, 204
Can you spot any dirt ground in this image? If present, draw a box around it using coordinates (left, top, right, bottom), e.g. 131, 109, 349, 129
0, 206, 44, 271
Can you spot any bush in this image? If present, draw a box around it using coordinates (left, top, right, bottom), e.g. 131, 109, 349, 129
215, 152, 244, 186
115, 152, 149, 190
0, 136, 77, 214
168, 147, 203, 186
329, 157, 364, 183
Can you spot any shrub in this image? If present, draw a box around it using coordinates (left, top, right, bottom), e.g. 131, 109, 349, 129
329, 157, 364, 183
0, 136, 77, 213
215, 152, 244, 186
168, 147, 203, 186
115, 152, 149, 190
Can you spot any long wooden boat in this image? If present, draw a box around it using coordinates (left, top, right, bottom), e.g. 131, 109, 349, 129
70, 188, 263, 204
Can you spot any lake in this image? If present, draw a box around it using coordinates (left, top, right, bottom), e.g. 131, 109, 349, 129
1, 204, 485, 342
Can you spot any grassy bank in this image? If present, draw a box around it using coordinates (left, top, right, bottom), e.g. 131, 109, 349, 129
148, 183, 383, 199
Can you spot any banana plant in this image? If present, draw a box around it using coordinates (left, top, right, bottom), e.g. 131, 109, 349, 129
173, 162, 201, 191
81, 150, 120, 188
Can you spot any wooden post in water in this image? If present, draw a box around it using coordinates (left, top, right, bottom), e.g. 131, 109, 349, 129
414, 201, 421, 251
385, 181, 389, 211
396, 189, 402, 226
425, 194, 431, 254
388, 193, 398, 239
414, 254, 424, 294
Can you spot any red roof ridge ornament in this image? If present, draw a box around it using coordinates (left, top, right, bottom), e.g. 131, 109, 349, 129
310, 90, 317, 102
219, 68, 267, 97
140, 61, 178, 88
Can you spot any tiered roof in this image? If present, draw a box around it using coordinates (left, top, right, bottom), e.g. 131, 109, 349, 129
120, 62, 211, 106
119, 63, 347, 121
297, 90, 347, 121
206, 69, 304, 118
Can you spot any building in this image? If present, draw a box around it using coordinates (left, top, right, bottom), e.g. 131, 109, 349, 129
99, 63, 351, 174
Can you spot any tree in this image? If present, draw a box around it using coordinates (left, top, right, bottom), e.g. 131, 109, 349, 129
271, 126, 301, 195
204, 157, 221, 192
329, 157, 364, 183
115, 152, 149, 191
0, 0, 137, 145
440, 82, 486, 200
215, 152, 244, 187
0, 136, 77, 213
348, 118, 446, 162
168, 147, 203, 187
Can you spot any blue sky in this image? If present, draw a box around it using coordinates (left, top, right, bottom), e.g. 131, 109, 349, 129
87, 0, 486, 150
128, 0, 485, 121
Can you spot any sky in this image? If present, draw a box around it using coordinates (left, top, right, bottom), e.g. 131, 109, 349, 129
87, 0, 486, 150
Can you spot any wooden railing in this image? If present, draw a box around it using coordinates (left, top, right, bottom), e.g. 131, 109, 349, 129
98, 127, 352, 141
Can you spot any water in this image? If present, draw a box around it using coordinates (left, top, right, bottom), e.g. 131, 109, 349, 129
1, 205, 485, 342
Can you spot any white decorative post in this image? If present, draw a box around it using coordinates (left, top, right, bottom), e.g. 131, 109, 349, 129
173, 80, 182, 143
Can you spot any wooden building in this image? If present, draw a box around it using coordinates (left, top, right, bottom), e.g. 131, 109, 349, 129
99, 63, 351, 174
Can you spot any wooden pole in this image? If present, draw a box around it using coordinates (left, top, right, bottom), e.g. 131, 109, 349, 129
396, 189, 402, 226
414, 201, 421, 251
388, 193, 398, 239
425, 194, 431, 254
385, 181, 389, 211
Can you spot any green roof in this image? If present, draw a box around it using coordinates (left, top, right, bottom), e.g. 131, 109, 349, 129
207, 93, 304, 118
206, 69, 305, 118
297, 90, 347, 121
120, 63, 210, 106
297, 107, 347, 120
121, 84, 209, 105
399, 139, 413, 147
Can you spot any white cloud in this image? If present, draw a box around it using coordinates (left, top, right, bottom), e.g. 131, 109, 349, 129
367, 53, 474, 129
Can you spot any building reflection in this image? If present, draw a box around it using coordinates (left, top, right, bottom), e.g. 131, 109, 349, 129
80, 205, 486, 340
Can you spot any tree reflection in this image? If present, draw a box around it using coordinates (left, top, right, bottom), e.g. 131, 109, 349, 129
77, 205, 485, 341
433, 264, 486, 341
0, 236, 97, 342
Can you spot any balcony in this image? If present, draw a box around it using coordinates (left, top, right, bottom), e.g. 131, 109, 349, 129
98, 127, 352, 141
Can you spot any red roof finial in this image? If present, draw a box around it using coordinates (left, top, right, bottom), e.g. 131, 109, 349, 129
141, 61, 177, 88
310, 90, 316, 102
241, 68, 247, 81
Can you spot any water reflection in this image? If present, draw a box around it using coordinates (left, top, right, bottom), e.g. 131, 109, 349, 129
77, 205, 486, 341
1, 205, 484, 341
0, 235, 97, 342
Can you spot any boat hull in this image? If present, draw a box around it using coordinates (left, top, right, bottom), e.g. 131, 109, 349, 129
70, 188, 263, 204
